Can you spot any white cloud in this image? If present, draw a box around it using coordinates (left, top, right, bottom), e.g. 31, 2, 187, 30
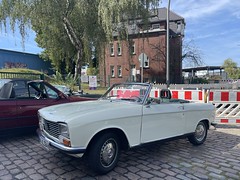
162, 0, 233, 20
232, 11, 240, 19
197, 28, 238, 39
160, 0, 240, 65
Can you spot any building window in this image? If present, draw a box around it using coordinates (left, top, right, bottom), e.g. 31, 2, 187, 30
130, 42, 135, 55
117, 43, 122, 56
110, 66, 115, 77
110, 43, 114, 56
117, 66, 122, 77
130, 23, 136, 30
152, 23, 160, 29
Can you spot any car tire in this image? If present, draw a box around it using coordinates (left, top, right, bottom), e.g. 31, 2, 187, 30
87, 133, 120, 174
188, 121, 208, 145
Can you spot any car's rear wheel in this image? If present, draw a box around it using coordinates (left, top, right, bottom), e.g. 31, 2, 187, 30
188, 121, 208, 145
87, 133, 120, 174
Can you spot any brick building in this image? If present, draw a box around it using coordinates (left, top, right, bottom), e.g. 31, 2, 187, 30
99, 8, 185, 87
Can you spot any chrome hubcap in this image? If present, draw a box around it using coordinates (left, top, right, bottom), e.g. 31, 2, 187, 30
195, 124, 206, 141
100, 139, 117, 167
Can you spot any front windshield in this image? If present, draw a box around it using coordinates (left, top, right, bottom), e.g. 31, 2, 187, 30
54, 85, 65, 92
101, 83, 151, 104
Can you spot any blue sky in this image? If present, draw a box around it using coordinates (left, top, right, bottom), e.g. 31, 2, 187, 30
162, 0, 240, 67
0, 0, 240, 67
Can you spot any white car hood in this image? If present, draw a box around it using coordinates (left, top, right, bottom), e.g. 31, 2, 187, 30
39, 100, 141, 123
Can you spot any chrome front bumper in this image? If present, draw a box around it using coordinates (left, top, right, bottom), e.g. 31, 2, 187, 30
36, 128, 86, 155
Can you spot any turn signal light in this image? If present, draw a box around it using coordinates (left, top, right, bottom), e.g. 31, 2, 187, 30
63, 138, 71, 147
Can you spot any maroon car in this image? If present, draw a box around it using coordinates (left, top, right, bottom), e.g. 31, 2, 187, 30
0, 79, 95, 134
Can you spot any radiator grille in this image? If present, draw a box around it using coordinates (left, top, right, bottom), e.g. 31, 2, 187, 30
44, 119, 60, 138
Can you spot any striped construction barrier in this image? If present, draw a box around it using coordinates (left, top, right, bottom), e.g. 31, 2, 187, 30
214, 119, 240, 124
171, 90, 204, 102
169, 89, 240, 124
110, 89, 140, 98
208, 90, 240, 102
110, 88, 240, 124
211, 94, 240, 124
150, 88, 159, 98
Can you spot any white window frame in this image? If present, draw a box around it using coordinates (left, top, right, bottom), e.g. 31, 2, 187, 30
117, 43, 122, 56
110, 66, 115, 77
131, 42, 135, 55
110, 43, 114, 56
118, 66, 122, 77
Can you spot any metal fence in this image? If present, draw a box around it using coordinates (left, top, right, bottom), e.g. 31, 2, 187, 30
0, 72, 44, 80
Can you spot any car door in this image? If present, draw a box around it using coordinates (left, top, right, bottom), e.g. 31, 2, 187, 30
15, 81, 69, 129
0, 99, 17, 132
141, 100, 185, 143
0, 82, 18, 132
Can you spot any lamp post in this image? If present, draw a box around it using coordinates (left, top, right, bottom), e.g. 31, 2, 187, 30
166, 0, 171, 88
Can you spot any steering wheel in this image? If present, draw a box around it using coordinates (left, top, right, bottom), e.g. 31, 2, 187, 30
35, 92, 43, 99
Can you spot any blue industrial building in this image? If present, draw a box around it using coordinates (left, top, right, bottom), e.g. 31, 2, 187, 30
0, 49, 54, 74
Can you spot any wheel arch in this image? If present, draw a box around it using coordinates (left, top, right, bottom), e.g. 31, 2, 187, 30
199, 119, 210, 129
86, 128, 130, 152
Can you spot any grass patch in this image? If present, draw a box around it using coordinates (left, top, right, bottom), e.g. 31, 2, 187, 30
75, 83, 107, 95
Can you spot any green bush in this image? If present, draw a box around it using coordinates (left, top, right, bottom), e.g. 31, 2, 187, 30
51, 71, 77, 90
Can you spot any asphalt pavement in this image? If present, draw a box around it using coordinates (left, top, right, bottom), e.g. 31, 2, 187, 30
0, 124, 239, 180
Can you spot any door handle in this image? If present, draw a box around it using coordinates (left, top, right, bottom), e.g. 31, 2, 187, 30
178, 106, 184, 110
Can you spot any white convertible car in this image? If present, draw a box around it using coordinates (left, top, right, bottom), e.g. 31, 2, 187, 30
37, 83, 215, 174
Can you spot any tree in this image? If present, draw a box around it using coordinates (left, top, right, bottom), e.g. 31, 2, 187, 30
182, 39, 203, 67
0, 0, 160, 84
222, 58, 240, 79
150, 38, 203, 68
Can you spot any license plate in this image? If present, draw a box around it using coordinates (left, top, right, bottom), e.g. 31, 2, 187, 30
39, 135, 50, 150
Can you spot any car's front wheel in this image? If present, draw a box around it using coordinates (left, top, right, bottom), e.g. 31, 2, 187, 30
87, 133, 120, 174
188, 121, 208, 145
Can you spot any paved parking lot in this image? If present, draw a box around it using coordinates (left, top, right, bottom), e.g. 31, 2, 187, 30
0, 125, 240, 180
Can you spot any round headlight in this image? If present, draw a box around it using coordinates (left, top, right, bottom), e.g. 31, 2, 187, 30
59, 123, 69, 138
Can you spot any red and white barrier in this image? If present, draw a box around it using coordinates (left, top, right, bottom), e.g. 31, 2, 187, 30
214, 119, 240, 124
171, 90, 204, 102
214, 102, 240, 124
208, 90, 240, 102
112, 88, 205, 102
111, 88, 240, 124
111, 88, 160, 98
150, 88, 159, 98
110, 89, 140, 98
112, 89, 240, 102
